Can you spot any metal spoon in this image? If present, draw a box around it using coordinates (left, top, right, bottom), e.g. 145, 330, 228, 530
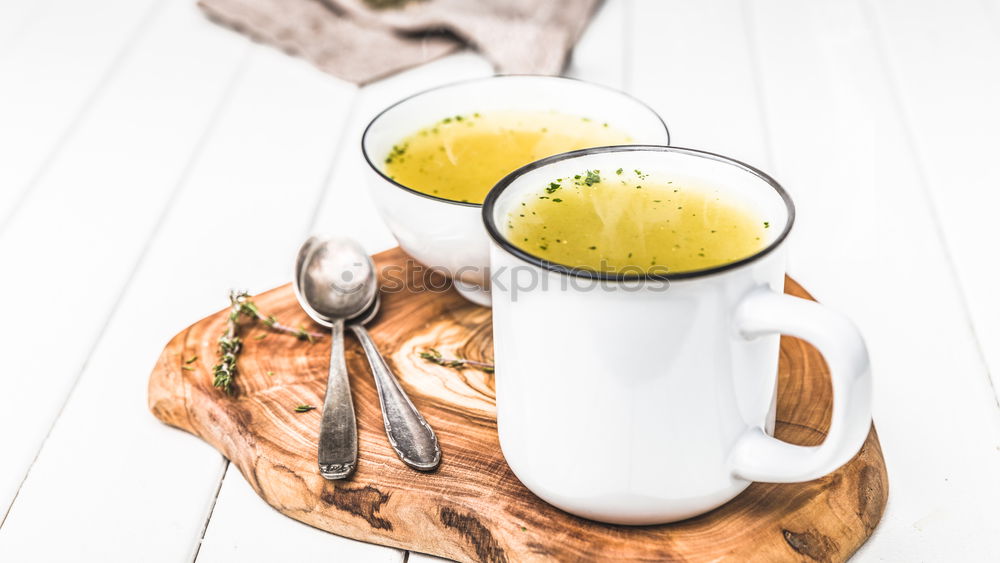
349, 296, 441, 471
293, 236, 376, 480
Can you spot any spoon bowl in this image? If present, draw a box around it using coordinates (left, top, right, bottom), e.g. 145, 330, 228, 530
294, 236, 377, 326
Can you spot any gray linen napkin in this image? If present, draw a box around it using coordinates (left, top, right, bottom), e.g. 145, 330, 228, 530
198, 0, 601, 84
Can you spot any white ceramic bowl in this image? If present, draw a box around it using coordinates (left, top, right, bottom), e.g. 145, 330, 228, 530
361, 75, 670, 305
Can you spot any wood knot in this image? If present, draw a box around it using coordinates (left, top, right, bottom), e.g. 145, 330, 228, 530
440, 507, 507, 563
320, 485, 393, 530
782, 528, 839, 562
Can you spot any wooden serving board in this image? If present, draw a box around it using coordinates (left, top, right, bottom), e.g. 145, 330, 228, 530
148, 247, 887, 562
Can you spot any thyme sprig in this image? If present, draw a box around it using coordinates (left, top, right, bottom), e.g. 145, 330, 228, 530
233, 295, 321, 342
419, 348, 495, 374
212, 290, 323, 394
213, 295, 242, 393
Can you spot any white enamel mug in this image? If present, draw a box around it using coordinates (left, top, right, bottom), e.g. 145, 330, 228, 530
362, 75, 670, 306
482, 146, 872, 525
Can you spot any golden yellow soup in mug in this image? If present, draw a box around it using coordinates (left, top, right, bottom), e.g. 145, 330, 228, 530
504, 168, 770, 274
383, 110, 632, 204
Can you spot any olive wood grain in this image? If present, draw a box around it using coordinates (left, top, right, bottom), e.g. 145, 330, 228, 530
148, 247, 887, 562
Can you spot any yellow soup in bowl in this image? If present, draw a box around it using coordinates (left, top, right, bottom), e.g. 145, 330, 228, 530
384, 110, 632, 204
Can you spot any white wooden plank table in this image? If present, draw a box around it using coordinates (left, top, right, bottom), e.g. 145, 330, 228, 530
1, 0, 998, 560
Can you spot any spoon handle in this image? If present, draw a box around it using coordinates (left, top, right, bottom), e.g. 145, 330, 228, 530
318, 319, 358, 479
350, 324, 441, 471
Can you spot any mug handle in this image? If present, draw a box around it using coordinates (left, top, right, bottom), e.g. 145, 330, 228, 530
729, 287, 873, 482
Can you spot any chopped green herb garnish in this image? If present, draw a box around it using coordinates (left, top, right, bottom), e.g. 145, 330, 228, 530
294, 405, 316, 413
546, 182, 561, 194
584, 170, 601, 186
616, 168, 623, 175
185, 355, 198, 364
384, 143, 408, 164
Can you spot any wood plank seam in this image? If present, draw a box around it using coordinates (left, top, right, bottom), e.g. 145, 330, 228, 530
190, 74, 365, 561
89, 46, 336, 560
859, 0, 1000, 409
741, 2, 1000, 559
740, 0, 777, 173
304, 91, 364, 233
0, 0, 168, 238
190, 463, 230, 563
0, 42, 254, 531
